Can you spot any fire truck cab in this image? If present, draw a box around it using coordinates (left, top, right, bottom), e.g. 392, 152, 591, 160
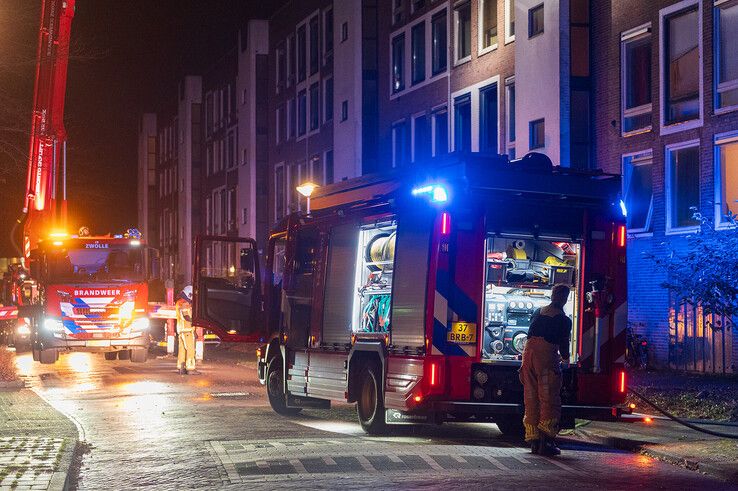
193, 153, 630, 435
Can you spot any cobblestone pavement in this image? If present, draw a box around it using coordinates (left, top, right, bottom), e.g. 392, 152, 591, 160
12, 347, 738, 490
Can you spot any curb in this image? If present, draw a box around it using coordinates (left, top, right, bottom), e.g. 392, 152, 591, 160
576, 429, 738, 484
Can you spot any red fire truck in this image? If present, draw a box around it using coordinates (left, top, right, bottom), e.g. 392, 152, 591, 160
193, 153, 631, 435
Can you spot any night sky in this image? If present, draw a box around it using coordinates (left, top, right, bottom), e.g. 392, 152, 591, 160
0, 0, 276, 256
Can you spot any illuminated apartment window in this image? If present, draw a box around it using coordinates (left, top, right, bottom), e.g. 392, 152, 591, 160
621, 25, 652, 134
505, 0, 515, 43
480, 0, 498, 51
454, 1, 472, 63
715, 131, 738, 227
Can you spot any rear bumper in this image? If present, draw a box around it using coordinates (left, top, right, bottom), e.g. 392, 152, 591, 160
431, 401, 631, 422
41, 333, 149, 351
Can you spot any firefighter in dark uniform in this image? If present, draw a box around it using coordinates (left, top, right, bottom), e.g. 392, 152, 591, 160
520, 284, 572, 456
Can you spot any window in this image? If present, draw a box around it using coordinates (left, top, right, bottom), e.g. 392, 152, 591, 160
622, 151, 654, 233
392, 120, 410, 167
228, 133, 235, 168
276, 106, 283, 143
621, 27, 652, 134
412, 0, 426, 13
528, 3, 544, 38
242, 148, 248, 166
324, 9, 334, 55
287, 34, 295, 85
413, 114, 430, 162
297, 24, 307, 82
666, 142, 700, 231
454, 94, 471, 152
529, 118, 545, 149
715, 132, 738, 226
663, 4, 700, 127
455, 1, 472, 62
505, 0, 515, 43
480, 83, 498, 153
288, 98, 296, 138
310, 15, 319, 75
715, 1, 738, 110
309, 82, 320, 131
311, 155, 324, 185
242, 207, 248, 225
341, 100, 348, 121
228, 188, 237, 231
341, 22, 349, 42
275, 165, 285, 219
480, 0, 498, 51
392, 34, 405, 93
324, 77, 333, 122
505, 78, 516, 158
411, 23, 426, 85
433, 107, 449, 156
393, 0, 405, 25
325, 149, 334, 184
276, 43, 286, 89
298, 90, 307, 136
432, 10, 448, 74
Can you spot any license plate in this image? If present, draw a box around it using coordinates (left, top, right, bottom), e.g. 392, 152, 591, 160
86, 340, 110, 347
447, 322, 476, 344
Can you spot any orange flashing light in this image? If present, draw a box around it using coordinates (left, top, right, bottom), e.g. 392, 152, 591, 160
618, 225, 626, 248
413, 395, 422, 403
441, 212, 451, 235
256, 348, 262, 358
644, 417, 653, 424
629, 403, 636, 410
619, 370, 626, 393
351, 334, 357, 345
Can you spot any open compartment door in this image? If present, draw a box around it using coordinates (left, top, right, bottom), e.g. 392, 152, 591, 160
193, 235, 265, 342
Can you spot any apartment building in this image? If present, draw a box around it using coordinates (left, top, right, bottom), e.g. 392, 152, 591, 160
592, 0, 738, 369
378, 0, 593, 169
136, 113, 158, 248
268, 0, 379, 222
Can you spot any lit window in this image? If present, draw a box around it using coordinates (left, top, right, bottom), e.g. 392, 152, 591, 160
454, 94, 471, 152
621, 26, 652, 134
528, 3, 544, 38
622, 151, 654, 233
432, 10, 448, 75
505, 0, 515, 43
455, 1, 472, 62
663, 5, 700, 126
715, 2, 738, 110
480, 83, 498, 153
666, 143, 700, 231
529, 118, 544, 149
392, 34, 406, 93
716, 132, 738, 226
480, 0, 498, 50
411, 22, 426, 85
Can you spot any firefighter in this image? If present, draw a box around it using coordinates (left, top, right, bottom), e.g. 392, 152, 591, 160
520, 284, 572, 456
175, 285, 196, 375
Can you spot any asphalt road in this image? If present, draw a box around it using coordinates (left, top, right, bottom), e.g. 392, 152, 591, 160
13, 346, 737, 490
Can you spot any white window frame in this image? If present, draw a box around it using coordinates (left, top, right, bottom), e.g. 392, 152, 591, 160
621, 149, 655, 236
665, 139, 701, 235
478, 0, 499, 56
659, 0, 703, 136
621, 23, 653, 136
505, 0, 515, 44
388, 3, 449, 100
454, 1, 472, 66
714, 129, 738, 228
323, 7, 334, 59
505, 76, 515, 158
450, 75, 501, 153
431, 105, 448, 157
714, 0, 738, 114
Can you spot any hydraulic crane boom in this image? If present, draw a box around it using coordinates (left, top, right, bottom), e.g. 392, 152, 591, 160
18, 0, 76, 258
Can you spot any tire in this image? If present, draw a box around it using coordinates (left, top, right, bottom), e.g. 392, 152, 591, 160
104, 352, 117, 360
130, 348, 148, 363
117, 350, 130, 360
38, 349, 58, 364
266, 357, 301, 416
356, 364, 387, 435
495, 416, 525, 439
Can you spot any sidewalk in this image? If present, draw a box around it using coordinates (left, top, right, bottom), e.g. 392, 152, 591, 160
575, 417, 738, 484
0, 389, 79, 490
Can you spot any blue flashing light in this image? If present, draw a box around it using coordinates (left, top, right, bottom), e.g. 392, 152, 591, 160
619, 199, 628, 218
412, 183, 449, 203
113, 234, 123, 239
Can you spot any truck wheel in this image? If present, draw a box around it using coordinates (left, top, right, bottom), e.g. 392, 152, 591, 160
266, 357, 301, 416
495, 416, 525, 439
38, 349, 58, 365
117, 350, 130, 360
130, 349, 148, 363
104, 352, 117, 360
357, 364, 387, 435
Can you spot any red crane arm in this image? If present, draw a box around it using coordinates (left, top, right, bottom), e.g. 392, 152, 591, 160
22, 0, 75, 256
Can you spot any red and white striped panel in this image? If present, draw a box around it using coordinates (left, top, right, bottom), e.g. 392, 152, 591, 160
0, 306, 19, 320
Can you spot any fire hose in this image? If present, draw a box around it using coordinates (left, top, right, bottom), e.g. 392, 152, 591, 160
629, 387, 738, 440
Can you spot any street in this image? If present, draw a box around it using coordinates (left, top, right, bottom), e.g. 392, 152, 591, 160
13, 346, 735, 490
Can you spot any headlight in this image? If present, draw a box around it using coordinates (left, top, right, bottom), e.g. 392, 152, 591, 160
130, 317, 150, 331
509, 301, 517, 309
43, 318, 64, 333
118, 301, 135, 320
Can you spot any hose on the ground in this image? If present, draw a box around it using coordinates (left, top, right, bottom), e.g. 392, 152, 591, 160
629, 387, 738, 440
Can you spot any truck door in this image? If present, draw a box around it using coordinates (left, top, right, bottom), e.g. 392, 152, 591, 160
193, 236, 266, 342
